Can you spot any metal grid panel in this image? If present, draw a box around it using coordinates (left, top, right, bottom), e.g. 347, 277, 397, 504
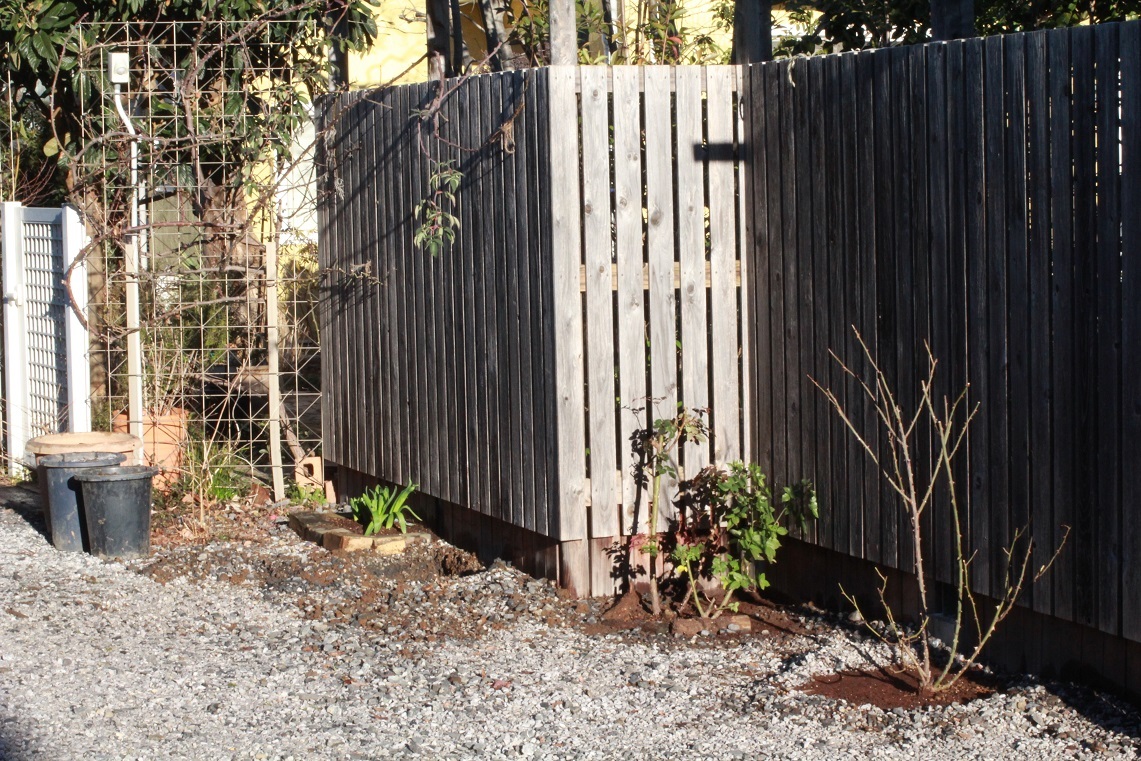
20, 214, 68, 436
71, 19, 327, 503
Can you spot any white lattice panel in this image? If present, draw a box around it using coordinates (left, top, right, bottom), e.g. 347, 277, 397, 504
2, 203, 90, 473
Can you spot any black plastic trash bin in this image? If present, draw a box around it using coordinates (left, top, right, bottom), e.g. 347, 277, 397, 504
38, 452, 127, 552
75, 465, 160, 559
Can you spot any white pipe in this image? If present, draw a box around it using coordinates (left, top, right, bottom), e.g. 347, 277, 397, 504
113, 84, 144, 444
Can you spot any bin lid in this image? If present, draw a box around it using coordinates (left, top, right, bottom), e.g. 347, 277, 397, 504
25, 432, 142, 455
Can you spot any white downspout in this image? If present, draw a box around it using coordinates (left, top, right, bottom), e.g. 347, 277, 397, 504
112, 81, 144, 444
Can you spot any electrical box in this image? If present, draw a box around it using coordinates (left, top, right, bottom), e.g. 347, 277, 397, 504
107, 52, 130, 84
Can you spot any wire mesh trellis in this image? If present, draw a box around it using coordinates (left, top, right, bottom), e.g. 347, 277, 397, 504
71, 19, 326, 504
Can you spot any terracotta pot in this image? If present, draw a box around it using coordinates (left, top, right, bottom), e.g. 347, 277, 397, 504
112, 408, 189, 489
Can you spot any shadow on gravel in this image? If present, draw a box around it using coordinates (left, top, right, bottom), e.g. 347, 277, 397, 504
0, 484, 48, 543
1047, 681, 1141, 745
0, 709, 39, 760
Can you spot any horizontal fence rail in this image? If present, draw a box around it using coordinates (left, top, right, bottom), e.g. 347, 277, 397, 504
745, 21, 1140, 640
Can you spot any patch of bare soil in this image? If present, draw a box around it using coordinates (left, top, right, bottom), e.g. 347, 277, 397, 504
585, 586, 812, 644
137, 490, 854, 654
802, 665, 997, 711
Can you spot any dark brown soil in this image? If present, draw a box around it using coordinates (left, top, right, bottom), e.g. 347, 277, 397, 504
316, 511, 428, 538
801, 666, 997, 711
585, 587, 811, 642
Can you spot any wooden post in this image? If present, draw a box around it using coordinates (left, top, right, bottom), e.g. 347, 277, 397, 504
733, 0, 772, 64
931, 0, 974, 41
548, 66, 589, 596
549, 0, 576, 65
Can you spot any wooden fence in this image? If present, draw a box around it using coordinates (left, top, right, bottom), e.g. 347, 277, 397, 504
744, 21, 1141, 641
318, 69, 559, 533
318, 65, 750, 595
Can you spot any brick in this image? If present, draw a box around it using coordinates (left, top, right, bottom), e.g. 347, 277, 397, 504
323, 529, 375, 552
287, 511, 317, 539
373, 536, 407, 555
288, 510, 344, 544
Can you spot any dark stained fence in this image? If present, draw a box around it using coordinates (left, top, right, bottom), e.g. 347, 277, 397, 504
745, 21, 1141, 640
316, 69, 558, 537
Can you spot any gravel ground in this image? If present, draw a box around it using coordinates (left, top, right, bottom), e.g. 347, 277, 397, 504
1, 486, 1139, 760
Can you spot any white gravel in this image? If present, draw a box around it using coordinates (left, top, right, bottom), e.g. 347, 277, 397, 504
0, 486, 1138, 760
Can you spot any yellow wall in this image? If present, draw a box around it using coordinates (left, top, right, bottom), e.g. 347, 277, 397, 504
348, 0, 430, 86
347, 3, 812, 86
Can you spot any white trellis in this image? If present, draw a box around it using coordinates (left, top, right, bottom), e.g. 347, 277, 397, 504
1, 202, 91, 474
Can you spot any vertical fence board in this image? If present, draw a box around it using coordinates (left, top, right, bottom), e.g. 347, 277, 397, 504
497, 74, 523, 527
581, 66, 619, 539
985, 33, 1011, 599
548, 66, 588, 544
676, 67, 709, 489
926, 42, 953, 585
1120, 21, 1141, 640
480, 74, 506, 519
344, 97, 364, 476
784, 57, 806, 535
1025, 30, 1053, 617
514, 71, 539, 533
805, 55, 828, 549
470, 81, 493, 513
616, 67, 652, 529
492, 75, 516, 523
456, 81, 477, 508
362, 98, 379, 478
945, 40, 972, 590
746, 62, 773, 489
838, 53, 861, 560
856, 50, 880, 565
636, 67, 669, 533
1094, 23, 1122, 636
736, 73, 751, 466
535, 69, 555, 538
407, 86, 428, 493
890, 46, 914, 573
707, 66, 740, 466
762, 63, 780, 499
1071, 25, 1097, 628
788, 55, 812, 545
507, 75, 528, 525
437, 85, 457, 503
1048, 29, 1075, 623
1004, 33, 1031, 609
909, 46, 930, 580
964, 37, 990, 596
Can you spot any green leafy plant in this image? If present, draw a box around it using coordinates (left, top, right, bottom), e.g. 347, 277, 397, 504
673, 462, 817, 619
413, 160, 462, 256
287, 481, 325, 506
350, 483, 420, 535
630, 405, 709, 616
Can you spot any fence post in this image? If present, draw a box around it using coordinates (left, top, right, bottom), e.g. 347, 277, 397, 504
549, 0, 576, 65
932, 0, 975, 40
733, 0, 773, 63
61, 204, 91, 434
548, 66, 589, 594
1, 201, 28, 474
